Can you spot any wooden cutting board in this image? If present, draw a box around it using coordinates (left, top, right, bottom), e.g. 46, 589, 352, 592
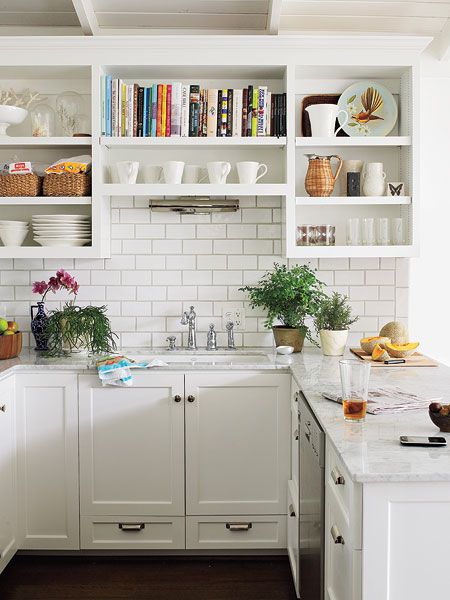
350, 348, 438, 367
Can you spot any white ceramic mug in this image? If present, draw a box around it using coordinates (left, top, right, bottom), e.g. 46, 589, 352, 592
142, 164, 163, 183
207, 161, 231, 184
305, 103, 349, 137
116, 161, 139, 184
183, 165, 207, 184
163, 161, 185, 184
236, 161, 268, 184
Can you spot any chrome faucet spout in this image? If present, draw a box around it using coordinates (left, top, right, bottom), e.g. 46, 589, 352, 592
180, 305, 197, 350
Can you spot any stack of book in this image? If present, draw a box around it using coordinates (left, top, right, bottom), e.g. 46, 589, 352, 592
101, 77, 286, 138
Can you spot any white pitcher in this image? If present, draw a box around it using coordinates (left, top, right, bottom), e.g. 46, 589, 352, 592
116, 161, 139, 184
362, 162, 386, 196
305, 104, 349, 137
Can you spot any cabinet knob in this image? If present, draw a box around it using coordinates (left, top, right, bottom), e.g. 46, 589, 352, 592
187, 395, 195, 403
331, 524, 345, 545
174, 395, 182, 403
0, 404, 6, 413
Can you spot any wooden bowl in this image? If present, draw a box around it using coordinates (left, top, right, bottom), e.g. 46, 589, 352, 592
429, 410, 450, 433
0, 332, 22, 360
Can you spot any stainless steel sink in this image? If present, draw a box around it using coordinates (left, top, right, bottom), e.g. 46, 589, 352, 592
128, 352, 270, 365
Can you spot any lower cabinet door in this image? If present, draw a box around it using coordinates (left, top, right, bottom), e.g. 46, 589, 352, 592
186, 515, 287, 550
79, 373, 185, 517
185, 372, 291, 515
15, 373, 79, 550
81, 516, 185, 549
287, 481, 300, 598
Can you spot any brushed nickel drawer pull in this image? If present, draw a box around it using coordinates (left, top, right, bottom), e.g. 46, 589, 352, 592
331, 524, 345, 545
118, 523, 145, 532
289, 504, 296, 517
0, 404, 6, 412
331, 467, 345, 485
226, 522, 252, 531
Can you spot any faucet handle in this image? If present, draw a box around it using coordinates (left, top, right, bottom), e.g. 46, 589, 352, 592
225, 321, 234, 331
166, 335, 177, 351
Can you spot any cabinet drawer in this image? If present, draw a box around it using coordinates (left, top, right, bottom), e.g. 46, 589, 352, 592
186, 516, 286, 550
81, 516, 185, 549
326, 443, 353, 516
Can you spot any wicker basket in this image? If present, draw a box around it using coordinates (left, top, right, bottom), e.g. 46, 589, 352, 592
43, 173, 91, 197
0, 173, 42, 197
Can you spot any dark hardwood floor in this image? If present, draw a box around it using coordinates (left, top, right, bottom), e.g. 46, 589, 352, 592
0, 556, 297, 600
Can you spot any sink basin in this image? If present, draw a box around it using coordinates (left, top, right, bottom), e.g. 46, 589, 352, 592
128, 352, 270, 365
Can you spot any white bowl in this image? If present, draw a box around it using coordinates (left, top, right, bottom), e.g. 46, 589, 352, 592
34, 237, 91, 247
0, 105, 28, 137
0, 220, 28, 226
276, 345, 295, 355
0, 228, 28, 246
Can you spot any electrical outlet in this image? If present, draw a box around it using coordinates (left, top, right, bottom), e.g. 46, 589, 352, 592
222, 308, 245, 331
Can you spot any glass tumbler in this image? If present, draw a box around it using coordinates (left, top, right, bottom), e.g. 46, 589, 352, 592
339, 359, 371, 422
362, 218, 375, 246
347, 218, 360, 246
378, 217, 390, 246
392, 218, 405, 245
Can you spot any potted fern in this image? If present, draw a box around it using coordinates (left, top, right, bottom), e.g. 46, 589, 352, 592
240, 263, 324, 352
314, 292, 358, 356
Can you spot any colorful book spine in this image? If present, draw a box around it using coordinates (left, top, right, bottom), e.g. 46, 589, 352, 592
246, 85, 253, 137
242, 88, 248, 136
189, 84, 200, 137
120, 81, 126, 136
145, 88, 151, 137
226, 89, 233, 137
281, 93, 287, 136
216, 90, 222, 136
251, 87, 258, 137
156, 84, 163, 137
142, 87, 148, 137
257, 86, 266, 137
161, 85, 167, 137
137, 86, 144, 137
105, 75, 112, 136
165, 84, 172, 137
220, 89, 228, 137
171, 82, 182, 136
233, 89, 242, 137
180, 84, 189, 137
151, 84, 157, 137
111, 79, 118, 136
206, 88, 218, 137
265, 91, 271, 136
101, 76, 106, 135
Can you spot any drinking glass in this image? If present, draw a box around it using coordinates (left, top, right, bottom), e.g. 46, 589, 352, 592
392, 217, 405, 245
339, 359, 371, 422
347, 218, 360, 246
378, 217, 390, 246
362, 218, 375, 246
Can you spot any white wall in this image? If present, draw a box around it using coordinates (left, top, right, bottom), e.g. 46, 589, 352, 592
409, 48, 450, 365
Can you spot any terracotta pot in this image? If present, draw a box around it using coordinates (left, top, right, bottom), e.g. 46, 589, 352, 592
319, 329, 348, 356
272, 326, 306, 353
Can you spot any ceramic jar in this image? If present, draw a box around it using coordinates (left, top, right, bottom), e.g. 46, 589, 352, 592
319, 329, 349, 356
362, 162, 386, 196
30, 301, 48, 351
340, 159, 364, 195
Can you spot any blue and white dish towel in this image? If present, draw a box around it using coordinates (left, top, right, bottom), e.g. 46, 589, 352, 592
96, 355, 168, 386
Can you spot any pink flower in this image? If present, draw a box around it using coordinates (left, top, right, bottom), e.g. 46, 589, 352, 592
32, 281, 48, 295
48, 276, 60, 293
72, 281, 80, 295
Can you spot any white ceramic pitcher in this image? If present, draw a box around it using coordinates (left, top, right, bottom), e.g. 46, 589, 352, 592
305, 104, 349, 137
362, 162, 386, 196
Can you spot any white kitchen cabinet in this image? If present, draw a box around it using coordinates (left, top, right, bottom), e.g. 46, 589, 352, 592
0, 376, 17, 574
287, 480, 300, 598
185, 372, 291, 516
290, 381, 300, 493
15, 373, 79, 550
79, 373, 185, 517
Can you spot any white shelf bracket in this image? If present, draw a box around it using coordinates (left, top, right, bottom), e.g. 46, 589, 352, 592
71, 0, 99, 36
267, 0, 282, 34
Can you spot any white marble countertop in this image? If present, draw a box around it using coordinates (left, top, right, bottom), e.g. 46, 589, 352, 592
2, 347, 450, 484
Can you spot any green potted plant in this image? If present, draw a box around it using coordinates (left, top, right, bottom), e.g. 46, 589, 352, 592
240, 263, 324, 352
314, 292, 358, 356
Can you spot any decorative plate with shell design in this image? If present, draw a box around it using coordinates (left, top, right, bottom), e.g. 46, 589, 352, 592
337, 81, 398, 137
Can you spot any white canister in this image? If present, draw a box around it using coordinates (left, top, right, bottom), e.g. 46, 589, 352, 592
319, 329, 349, 356
340, 159, 364, 196
362, 162, 386, 196
305, 104, 349, 137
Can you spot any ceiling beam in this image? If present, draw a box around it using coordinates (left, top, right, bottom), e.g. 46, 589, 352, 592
267, 0, 282, 34
71, 0, 99, 36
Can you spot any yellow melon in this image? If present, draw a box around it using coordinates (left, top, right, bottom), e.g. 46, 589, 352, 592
372, 344, 390, 362
379, 321, 408, 345
384, 342, 419, 358
360, 336, 391, 355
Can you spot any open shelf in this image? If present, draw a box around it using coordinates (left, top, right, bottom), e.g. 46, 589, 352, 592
0, 246, 96, 258
102, 183, 288, 197
101, 136, 287, 148
0, 197, 92, 205
295, 136, 411, 147
290, 245, 415, 258
0, 137, 92, 148
296, 196, 411, 206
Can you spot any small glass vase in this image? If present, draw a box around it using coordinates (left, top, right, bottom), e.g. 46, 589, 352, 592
56, 91, 84, 136
30, 301, 49, 351
30, 103, 55, 137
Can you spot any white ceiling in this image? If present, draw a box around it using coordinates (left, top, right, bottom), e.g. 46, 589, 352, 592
0, 0, 449, 55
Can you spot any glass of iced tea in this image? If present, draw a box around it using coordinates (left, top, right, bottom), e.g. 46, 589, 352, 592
339, 359, 371, 422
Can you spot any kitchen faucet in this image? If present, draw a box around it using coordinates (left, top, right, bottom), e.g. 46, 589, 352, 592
181, 305, 197, 350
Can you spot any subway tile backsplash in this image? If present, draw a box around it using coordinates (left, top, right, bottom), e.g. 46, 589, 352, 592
0, 197, 409, 349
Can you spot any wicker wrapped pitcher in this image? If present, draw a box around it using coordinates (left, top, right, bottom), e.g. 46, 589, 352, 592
305, 154, 342, 197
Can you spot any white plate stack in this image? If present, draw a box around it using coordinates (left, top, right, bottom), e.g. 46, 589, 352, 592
0, 220, 29, 246
32, 214, 92, 247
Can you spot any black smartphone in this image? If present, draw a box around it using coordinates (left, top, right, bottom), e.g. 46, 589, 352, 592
400, 435, 447, 447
